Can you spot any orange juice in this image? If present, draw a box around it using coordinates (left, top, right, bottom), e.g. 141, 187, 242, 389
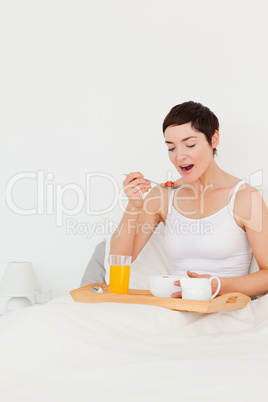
109, 265, 131, 294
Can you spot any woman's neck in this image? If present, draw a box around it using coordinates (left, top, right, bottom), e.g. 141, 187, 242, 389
185, 160, 226, 195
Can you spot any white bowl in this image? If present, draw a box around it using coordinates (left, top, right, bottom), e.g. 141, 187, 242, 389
148, 275, 182, 298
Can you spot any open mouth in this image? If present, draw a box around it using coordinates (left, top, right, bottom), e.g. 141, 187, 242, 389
180, 164, 194, 173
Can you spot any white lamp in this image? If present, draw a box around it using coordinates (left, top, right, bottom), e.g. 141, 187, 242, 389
0, 262, 42, 313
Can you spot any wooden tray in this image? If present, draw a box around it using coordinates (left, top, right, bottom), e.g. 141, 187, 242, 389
70, 283, 251, 313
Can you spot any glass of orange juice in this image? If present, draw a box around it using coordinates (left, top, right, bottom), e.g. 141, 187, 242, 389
109, 255, 132, 294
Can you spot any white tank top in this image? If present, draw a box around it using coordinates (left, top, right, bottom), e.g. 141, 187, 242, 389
163, 180, 252, 278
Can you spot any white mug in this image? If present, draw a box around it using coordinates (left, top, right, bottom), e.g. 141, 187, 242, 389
180, 277, 221, 301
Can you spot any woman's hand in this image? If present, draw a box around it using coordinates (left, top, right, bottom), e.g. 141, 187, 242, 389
171, 271, 222, 298
124, 172, 152, 211
171, 281, 182, 298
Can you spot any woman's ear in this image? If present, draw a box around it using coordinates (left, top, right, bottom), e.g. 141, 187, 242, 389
212, 130, 220, 149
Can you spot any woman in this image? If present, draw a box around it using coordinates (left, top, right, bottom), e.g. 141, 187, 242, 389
110, 101, 268, 297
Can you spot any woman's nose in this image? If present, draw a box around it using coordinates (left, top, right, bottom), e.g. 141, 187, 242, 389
175, 150, 187, 163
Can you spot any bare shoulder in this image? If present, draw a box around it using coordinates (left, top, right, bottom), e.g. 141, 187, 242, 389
235, 182, 263, 205
234, 182, 267, 229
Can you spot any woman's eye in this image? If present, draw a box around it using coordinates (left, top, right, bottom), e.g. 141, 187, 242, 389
168, 148, 175, 152
187, 145, 196, 148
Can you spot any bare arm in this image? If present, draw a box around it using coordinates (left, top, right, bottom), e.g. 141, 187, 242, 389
220, 187, 268, 296
109, 172, 162, 263
109, 204, 142, 258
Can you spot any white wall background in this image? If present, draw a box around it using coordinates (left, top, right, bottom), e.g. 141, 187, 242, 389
0, 0, 267, 303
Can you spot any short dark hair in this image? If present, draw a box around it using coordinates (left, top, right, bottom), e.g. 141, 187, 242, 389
162, 101, 219, 156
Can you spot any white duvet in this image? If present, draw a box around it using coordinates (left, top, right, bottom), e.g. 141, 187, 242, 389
0, 294, 268, 402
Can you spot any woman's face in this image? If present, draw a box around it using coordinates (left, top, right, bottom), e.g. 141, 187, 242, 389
164, 123, 218, 182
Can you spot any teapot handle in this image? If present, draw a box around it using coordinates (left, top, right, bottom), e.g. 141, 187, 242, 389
209, 277, 221, 299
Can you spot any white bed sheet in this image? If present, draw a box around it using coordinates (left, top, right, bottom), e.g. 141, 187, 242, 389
0, 294, 268, 402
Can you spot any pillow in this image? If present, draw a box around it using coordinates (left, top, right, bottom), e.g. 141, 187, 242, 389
249, 253, 258, 274
80, 205, 127, 289
104, 222, 172, 289
80, 240, 106, 290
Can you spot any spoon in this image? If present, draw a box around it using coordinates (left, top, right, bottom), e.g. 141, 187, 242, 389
123, 174, 183, 190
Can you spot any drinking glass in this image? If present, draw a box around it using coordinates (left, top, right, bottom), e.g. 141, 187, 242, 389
109, 255, 131, 294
